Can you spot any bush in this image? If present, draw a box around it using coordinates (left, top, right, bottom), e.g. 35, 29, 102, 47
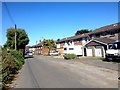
1, 48, 25, 89
4, 50, 25, 74
63, 54, 77, 60
10, 50, 25, 67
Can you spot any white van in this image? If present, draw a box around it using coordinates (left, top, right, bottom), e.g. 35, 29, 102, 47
105, 39, 120, 60
64, 45, 83, 56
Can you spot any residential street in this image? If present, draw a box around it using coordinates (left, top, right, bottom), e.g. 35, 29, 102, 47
13, 55, 118, 88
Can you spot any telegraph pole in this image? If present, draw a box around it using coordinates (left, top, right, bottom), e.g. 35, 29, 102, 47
15, 24, 17, 50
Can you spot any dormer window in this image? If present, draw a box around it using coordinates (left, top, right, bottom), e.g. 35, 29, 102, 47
110, 31, 115, 35
85, 37, 88, 41
113, 24, 117, 27
70, 40, 72, 44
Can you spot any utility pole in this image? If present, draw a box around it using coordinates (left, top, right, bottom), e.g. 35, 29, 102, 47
15, 24, 17, 50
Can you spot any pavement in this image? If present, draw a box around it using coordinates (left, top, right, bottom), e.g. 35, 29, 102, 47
12, 55, 118, 88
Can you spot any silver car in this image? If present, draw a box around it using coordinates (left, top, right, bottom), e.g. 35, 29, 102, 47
49, 51, 59, 56
25, 51, 33, 58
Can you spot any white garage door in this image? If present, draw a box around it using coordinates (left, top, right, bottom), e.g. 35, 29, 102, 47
95, 48, 102, 57
87, 49, 93, 56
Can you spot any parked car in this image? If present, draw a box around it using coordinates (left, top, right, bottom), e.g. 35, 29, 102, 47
25, 51, 33, 58
49, 51, 59, 56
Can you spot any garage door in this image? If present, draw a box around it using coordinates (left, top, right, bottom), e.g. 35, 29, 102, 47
87, 48, 93, 56
95, 48, 102, 57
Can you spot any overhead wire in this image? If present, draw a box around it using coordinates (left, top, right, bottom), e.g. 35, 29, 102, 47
4, 2, 15, 25
4, 2, 17, 50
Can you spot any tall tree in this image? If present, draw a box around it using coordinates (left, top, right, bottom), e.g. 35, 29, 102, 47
75, 29, 92, 36
5, 28, 29, 50
42, 39, 56, 52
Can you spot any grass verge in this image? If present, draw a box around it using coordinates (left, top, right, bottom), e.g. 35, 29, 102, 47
78, 56, 105, 60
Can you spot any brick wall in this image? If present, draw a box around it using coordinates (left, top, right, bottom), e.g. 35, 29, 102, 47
42, 48, 49, 55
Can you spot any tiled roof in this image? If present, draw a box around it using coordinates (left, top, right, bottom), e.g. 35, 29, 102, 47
57, 33, 89, 43
85, 41, 102, 46
89, 22, 120, 35
93, 37, 115, 44
57, 22, 120, 43
37, 42, 43, 46
85, 37, 115, 47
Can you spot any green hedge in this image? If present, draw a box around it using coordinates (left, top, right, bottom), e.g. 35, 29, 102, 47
63, 54, 77, 60
1, 48, 25, 89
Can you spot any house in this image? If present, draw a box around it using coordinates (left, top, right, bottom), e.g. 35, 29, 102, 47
88, 23, 119, 40
28, 42, 50, 55
83, 37, 115, 57
56, 33, 90, 55
25, 46, 30, 51
26, 45, 36, 54
56, 22, 120, 57
25, 44, 41, 54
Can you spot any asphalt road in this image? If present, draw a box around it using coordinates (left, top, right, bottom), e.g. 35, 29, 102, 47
75, 59, 118, 71
13, 55, 118, 88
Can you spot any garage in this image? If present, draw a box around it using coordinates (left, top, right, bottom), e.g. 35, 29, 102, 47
95, 46, 102, 57
87, 47, 93, 56
84, 38, 115, 57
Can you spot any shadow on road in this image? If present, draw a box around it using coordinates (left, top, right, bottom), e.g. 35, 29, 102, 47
102, 59, 120, 63
24, 56, 34, 59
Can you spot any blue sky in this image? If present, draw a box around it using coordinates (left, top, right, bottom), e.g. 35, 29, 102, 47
2, 2, 118, 46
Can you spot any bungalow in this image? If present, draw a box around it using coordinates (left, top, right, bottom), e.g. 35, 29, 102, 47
56, 22, 120, 57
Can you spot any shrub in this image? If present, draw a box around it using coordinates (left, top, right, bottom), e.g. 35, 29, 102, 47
63, 54, 77, 60
1, 48, 25, 89
8, 50, 24, 73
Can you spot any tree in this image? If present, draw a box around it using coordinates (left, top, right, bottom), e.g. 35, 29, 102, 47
5, 28, 29, 50
42, 39, 56, 53
57, 38, 60, 41
75, 29, 92, 36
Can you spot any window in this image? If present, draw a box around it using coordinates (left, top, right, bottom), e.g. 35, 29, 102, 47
69, 48, 74, 50
96, 33, 100, 37
108, 45, 112, 49
110, 31, 115, 35
85, 38, 88, 41
64, 48, 67, 50
111, 44, 117, 49
111, 42, 120, 49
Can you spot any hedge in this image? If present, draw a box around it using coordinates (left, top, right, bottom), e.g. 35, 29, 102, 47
63, 54, 77, 60
1, 48, 25, 89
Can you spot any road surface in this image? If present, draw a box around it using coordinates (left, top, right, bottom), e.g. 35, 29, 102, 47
13, 55, 118, 88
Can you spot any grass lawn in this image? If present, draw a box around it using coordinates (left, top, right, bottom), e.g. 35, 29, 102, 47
78, 56, 105, 60
49, 55, 105, 60
48, 55, 105, 60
